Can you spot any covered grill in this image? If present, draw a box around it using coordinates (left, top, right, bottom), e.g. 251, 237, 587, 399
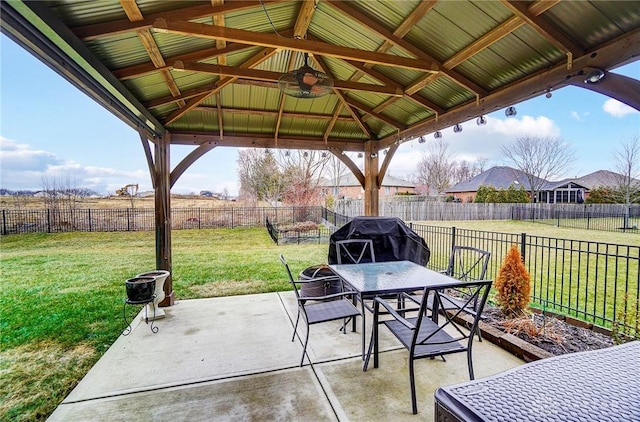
328, 217, 430, 266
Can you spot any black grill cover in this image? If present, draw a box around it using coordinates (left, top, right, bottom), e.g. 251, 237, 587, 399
328, 217, 430, 266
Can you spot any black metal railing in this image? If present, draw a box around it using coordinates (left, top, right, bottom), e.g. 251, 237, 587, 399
410, 223, 639, 335
512, 205, 640, 234
0, 206, 326, 235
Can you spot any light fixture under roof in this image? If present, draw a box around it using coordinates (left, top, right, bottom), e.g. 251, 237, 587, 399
418, 136, 426, 144
278, 53, 333, 98
505, 106, 517, 117
476, 116, 487, 125
453, 124, 463, 133
434, 131, 443, 139
584, 69, 606, 84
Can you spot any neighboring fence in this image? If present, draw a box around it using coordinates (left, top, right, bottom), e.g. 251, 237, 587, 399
0, 207, 323, 235
411, 223, 639, 335
333, 200, 640, 235
513, 205, 640, 233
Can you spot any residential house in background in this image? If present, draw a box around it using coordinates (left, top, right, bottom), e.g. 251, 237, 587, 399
319, 174, 415, 200
446, 166, 590, 203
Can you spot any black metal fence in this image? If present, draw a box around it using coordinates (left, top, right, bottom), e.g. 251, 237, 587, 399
265, 216, 333, 245
0, 207, 323, 235
512, 205, 640, 233
410, 223, 639, 335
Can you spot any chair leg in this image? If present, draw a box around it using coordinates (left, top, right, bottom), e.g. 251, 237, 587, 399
292, 309, 301, 342
300, 325, 310, 367
467, 349, 475, 380
409, 358, 418, 414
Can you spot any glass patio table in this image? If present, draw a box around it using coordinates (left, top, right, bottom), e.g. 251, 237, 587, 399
329, 260, 467, 360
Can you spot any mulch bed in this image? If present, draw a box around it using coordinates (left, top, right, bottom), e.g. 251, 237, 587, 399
482, 307, 615, 356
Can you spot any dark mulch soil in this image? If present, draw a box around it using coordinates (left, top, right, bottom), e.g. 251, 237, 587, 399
482, 307, 615, 356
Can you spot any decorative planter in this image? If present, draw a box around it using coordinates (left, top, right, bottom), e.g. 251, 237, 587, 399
125, 277, 156, 303
135, 270, 170, 321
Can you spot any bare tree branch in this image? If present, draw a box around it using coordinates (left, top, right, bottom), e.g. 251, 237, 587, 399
501, 136, 575, 201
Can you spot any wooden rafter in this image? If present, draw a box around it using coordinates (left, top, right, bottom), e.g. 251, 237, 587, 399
164, 48, 278, 125
325, 0, 487, 96
501, 0, 582, 59
173, 61, 404, 96
216, 92, 223, 139
72, 0, 287, 40
443, 1, 560, 70
210, 0, 228, 66
343, 97, 406, 130
193, 105, 353, 122
119, 0, 186, 108
313, 56, 372, 139
153, 18, 439, 72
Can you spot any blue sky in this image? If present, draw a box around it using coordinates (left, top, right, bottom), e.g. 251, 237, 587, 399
1, 34, 638, 196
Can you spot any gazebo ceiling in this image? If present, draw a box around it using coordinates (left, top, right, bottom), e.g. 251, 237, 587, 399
2, 0, 640, 154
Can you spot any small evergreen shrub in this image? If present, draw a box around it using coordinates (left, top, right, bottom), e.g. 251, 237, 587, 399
495, 244, 531, 317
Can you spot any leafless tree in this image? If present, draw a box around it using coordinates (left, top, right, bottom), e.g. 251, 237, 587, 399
609, 135, 640, 205
415, 138, 453, 198
325, 154, 349, 199
501, 136, 575, 202
280, 150, 330, 206
451, 158, 487, 184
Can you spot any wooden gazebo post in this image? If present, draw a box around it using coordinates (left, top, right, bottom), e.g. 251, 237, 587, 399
155, 132, 174, 306
363, 140, 380, 216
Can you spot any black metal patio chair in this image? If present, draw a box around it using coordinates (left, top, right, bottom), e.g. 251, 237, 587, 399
427, 246, 491, 340
335, 239, 376, 264
280, 254, 361, 366
364, 279, 492, 414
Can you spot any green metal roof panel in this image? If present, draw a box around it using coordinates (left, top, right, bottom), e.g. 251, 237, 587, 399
419, 77, 475, 109
354, 0, 418, 34
310, 2, 385, 52
545, 1, 639, 49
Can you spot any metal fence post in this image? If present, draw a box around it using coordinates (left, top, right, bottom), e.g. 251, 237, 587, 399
520, 232, 526, 263
2, 210, 6, 235
451, 226, 456, 248
47, 209, 51, 233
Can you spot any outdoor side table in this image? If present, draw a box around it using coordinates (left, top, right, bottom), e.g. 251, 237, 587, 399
434, 341, 640, 422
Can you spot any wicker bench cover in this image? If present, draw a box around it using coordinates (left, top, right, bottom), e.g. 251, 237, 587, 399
434, 341, 640, 422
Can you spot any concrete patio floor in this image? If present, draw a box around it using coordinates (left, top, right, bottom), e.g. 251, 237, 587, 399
48, 292, 524, 421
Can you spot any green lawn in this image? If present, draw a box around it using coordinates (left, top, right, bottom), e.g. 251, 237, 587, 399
1, 222, 638, 421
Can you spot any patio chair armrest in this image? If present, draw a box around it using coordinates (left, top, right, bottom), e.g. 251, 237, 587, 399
295, 275, 339, 284
373, 297, 415, 330
299, 290, 358, 302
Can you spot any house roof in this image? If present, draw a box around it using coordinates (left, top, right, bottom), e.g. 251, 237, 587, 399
320, 173, 414, 188
1, 0, 638, 159
572, 170, 628, 189
540, 179, 589, 191
446, 166, 541, 193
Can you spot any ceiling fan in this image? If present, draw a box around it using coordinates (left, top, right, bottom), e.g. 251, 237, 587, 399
278, 53, 334, 98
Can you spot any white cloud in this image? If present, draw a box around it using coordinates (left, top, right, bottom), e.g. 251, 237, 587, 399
0, 137, 151, 194
602, 99, 639, 118
386, 115, 562, 180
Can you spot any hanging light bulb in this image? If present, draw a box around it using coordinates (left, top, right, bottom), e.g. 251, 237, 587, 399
476, 116, 487, 125
505, 106, 517, 117
434, 131, 443, 139
303, 151, 309, 157
284, 150, 290, 156
545, 89, 552, 99
321, 152, 327, 158
265, 148, 271, 154
453, 124, 463, 133
357, 152, 363, 158
418, 136, 426, 144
